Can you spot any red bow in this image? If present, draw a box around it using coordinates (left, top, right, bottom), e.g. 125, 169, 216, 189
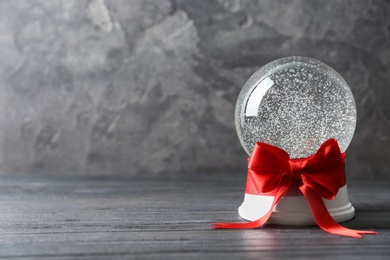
211, 139, 377, 238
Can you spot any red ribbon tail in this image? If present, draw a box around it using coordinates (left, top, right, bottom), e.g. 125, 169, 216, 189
301, 186, 378, 238
210, 211, 272, 229
211, 179, 290, 230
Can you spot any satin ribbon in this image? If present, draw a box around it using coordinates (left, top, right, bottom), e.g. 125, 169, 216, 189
211, 139, 377, 238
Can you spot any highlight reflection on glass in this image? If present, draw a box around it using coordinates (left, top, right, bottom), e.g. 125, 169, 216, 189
245, 77, 274, 117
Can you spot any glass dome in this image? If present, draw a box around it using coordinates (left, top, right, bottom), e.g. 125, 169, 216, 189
235, 56, 356, 158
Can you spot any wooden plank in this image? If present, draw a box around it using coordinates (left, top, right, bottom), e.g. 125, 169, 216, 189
0, 175, 389, 259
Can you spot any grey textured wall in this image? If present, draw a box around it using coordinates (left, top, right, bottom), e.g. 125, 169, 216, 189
0, 0, 389, 179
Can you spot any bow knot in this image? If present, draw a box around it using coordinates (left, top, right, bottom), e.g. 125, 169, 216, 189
289, 158, 303, 181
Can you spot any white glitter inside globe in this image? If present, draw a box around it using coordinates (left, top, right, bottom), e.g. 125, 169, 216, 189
235, 56, 357, 158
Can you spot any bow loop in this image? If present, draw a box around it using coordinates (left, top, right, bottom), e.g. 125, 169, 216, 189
248, 142, 290, 172
247, 142, 291, 194
300, 138, 346, 200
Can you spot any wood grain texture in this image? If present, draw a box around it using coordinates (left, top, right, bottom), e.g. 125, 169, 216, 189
0, 175, 389, 259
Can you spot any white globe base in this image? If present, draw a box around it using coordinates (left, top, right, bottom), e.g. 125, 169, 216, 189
238, 185, 355, 226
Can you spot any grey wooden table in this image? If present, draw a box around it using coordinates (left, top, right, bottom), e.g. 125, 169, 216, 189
0, 174, 389, 259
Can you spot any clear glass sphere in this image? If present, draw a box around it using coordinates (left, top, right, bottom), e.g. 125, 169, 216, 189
235, 56, 356, 158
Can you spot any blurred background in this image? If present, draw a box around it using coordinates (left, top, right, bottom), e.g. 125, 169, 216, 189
0, 0, 389, 179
